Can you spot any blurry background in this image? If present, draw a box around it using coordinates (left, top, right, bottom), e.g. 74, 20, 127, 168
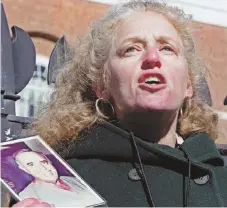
2, 0, 227, 143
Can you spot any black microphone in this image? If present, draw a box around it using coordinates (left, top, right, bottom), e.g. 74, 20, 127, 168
224, 95, 227, 105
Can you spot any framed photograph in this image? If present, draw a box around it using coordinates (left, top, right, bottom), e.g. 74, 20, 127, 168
0, 136, 106, 207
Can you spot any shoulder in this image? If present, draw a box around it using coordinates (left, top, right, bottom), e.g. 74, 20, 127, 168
214, 166, 227, 198
60, 176, 87, 189
60, 176, 82, 184
216, 144, 227, 167
19, 183, 37, 199
63, 121, 130, 159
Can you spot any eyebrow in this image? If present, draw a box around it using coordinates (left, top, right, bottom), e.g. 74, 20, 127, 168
118, 34, 180, 47
27, 162, 33, 166
118, 36, 147, 47
154, 34, 180, 46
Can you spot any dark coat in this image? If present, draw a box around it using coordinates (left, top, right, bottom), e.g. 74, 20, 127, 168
65, 121, 227, 207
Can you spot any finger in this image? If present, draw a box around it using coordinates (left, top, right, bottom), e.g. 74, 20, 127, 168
31, 201, 55, 207
12, 198, 39, 207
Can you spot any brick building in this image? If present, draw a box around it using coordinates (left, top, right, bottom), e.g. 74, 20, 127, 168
2, 0, 227, 143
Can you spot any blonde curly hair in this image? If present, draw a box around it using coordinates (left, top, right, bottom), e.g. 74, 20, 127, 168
34, 0, 218, 146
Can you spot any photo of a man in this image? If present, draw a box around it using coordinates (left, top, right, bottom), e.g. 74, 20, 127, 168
15, 149, 98, 206
0, 136, 105, 207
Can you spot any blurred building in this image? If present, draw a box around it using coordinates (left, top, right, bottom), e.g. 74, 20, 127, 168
2, 0, 227, 143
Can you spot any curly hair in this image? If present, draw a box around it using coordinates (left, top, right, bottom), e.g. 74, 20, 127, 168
34, 0, 218, 146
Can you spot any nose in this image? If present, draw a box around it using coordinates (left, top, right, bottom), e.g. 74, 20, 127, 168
141, 47, 162, 70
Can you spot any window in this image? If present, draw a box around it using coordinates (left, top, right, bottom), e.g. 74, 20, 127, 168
16, 55, 52, 117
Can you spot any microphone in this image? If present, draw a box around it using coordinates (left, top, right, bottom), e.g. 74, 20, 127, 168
224, 95, 227, 105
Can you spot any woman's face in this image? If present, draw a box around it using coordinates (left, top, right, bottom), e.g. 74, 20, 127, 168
97, 12, 193, 119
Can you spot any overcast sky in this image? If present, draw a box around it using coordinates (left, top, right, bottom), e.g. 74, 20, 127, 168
88, 0, 227, 27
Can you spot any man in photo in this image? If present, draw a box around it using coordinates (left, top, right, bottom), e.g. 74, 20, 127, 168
14, 149, 103, 207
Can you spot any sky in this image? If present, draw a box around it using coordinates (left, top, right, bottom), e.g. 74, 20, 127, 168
88, 0, 227, 27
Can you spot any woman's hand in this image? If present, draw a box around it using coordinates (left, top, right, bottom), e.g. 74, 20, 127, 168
12, 198, 55, 207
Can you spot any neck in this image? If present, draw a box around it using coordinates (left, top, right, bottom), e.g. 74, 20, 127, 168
119, 110, 179, 147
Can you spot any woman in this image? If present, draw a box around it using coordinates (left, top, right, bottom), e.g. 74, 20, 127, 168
15, 0, 227, 207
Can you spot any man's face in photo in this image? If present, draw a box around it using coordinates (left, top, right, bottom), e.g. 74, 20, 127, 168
16, 151, 58, 183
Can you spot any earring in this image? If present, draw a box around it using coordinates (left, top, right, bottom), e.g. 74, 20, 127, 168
178, 108, 184, 120
179, 98, 191, 120
95, 98, 115, 119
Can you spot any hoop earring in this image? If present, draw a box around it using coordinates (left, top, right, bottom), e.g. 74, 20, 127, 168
180, 98, 192, 120
95, 98, 115, 119
178, 108, 184, 120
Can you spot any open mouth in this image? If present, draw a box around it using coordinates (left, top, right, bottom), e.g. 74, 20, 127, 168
138, 73, 166, 85
143, 76, 162, 85
138, 73, 166, 92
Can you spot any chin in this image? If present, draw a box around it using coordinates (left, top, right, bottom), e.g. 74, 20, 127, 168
46, 178, 58, 183
138, 101, 178, 112
45, 175, 58, 181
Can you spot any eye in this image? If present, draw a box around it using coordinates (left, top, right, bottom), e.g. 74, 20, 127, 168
122, 46, 141, 58
41, 160, 48, 164
27, 163, 34, 167
162, 46, 173, 51
160, 45, 175, 55
125, 47, 137, 53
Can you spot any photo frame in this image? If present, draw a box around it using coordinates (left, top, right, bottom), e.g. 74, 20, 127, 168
0, 136, 106, 207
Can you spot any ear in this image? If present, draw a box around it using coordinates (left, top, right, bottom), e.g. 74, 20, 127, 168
93, 84, 111, 100
17, 163, 29, 174
185, 78, 193, 98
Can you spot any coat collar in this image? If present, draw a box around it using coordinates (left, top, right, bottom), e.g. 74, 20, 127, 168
68, 121, 224, 168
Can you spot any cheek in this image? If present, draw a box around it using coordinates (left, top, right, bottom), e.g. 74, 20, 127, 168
107, 60, 139, 114
172, 73, 187, 89
108, 60, 135, 92
29, 169, 39, 177
168, 64, 188, 91
27, 167, 35, 173
51, 166, 57, 174
165, 68, 189, 107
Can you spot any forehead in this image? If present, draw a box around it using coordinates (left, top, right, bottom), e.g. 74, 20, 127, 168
115, 11, 181, 45
16, 152, 45, 164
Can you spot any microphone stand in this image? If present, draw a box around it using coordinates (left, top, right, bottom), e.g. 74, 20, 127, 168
1, 3, 36, 142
